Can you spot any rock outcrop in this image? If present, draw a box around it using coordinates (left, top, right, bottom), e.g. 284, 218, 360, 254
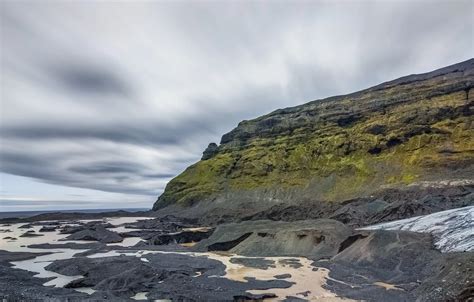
153, 59, 474, 221
193, 219, 352, 260
62, 226, 123, 243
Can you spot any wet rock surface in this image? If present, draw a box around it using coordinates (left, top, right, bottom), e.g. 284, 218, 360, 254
229, 257, 276, 269
0, 251, 89, 302
46, 253, 292, 301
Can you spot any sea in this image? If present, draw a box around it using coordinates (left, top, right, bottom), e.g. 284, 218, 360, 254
0, 208, 148, 219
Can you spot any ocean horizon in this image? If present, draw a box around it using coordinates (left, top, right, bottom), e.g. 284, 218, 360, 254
0, 208, 149, 219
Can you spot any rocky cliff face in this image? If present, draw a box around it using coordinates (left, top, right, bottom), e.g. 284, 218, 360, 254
153, 59, 474, 217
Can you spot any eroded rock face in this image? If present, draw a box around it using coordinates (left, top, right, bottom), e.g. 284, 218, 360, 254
153, 59, 474, 220
194, 219, 352, 260
146, 229, 214, 245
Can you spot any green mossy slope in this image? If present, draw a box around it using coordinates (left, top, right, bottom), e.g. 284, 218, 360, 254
154, 59, 474, 210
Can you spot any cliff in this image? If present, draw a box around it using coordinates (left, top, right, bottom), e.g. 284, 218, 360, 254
153, 59, 474, 219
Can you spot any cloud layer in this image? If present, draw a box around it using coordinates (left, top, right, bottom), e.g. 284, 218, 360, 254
1, 0, 472, 208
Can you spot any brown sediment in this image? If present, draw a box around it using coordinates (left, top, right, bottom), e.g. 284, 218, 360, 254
205, 253, 354, 301
180, 242, 197, 247
373, 282, 404, 291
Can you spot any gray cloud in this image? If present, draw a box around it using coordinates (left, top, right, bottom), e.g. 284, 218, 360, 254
50, 63, 132, 97
0, 0, 472, 205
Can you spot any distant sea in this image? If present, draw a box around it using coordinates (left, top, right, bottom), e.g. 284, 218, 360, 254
0, 208, 149, 219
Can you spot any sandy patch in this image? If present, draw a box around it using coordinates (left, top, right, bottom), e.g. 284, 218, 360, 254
205, 253, 353, 301
374, 282, 403, 291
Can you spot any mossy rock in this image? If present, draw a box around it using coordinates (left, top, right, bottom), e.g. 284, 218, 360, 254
153, 59, 474, 211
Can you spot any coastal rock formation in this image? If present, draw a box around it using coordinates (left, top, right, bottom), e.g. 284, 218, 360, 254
153, 59, 474, 221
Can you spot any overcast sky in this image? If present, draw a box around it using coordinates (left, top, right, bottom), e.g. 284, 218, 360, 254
1, 0, 472, 211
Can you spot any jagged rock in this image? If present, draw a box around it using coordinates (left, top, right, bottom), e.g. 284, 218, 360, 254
146, 229, 214, 245
201, 142, 219, 160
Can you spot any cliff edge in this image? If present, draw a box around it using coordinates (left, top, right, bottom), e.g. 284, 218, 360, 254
153, 59, 474, 221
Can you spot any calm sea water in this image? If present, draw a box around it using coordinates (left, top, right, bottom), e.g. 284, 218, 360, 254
0, 208, 148, 219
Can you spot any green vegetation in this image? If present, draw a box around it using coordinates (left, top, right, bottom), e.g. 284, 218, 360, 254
154, 62, 474, 209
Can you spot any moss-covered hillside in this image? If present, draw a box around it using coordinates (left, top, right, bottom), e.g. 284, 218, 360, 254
153, 59, 474, 211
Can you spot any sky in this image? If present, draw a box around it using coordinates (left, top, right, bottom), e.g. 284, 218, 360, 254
0, 0, 473, 212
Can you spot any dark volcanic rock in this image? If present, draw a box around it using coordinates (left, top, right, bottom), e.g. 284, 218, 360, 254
0, 250, 51, 263
39, 225, 58, 232
202, 142, 219, 160
28, 242, 106, 250
314, 230, 474, 302
229, 257, 276, 269
413, 252, 474, 302
46, 253, 292, 301
19, 231, 43, 238
0, 250, 89, 301
60, 221, 114, 234
241, 183, 474, 228
0, 209, 154, 224
146, 229, 214, 245
274, 273, 292, 279
62, 226, 123, 243
194, 219, 351, 260
123, 215, 198, 231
